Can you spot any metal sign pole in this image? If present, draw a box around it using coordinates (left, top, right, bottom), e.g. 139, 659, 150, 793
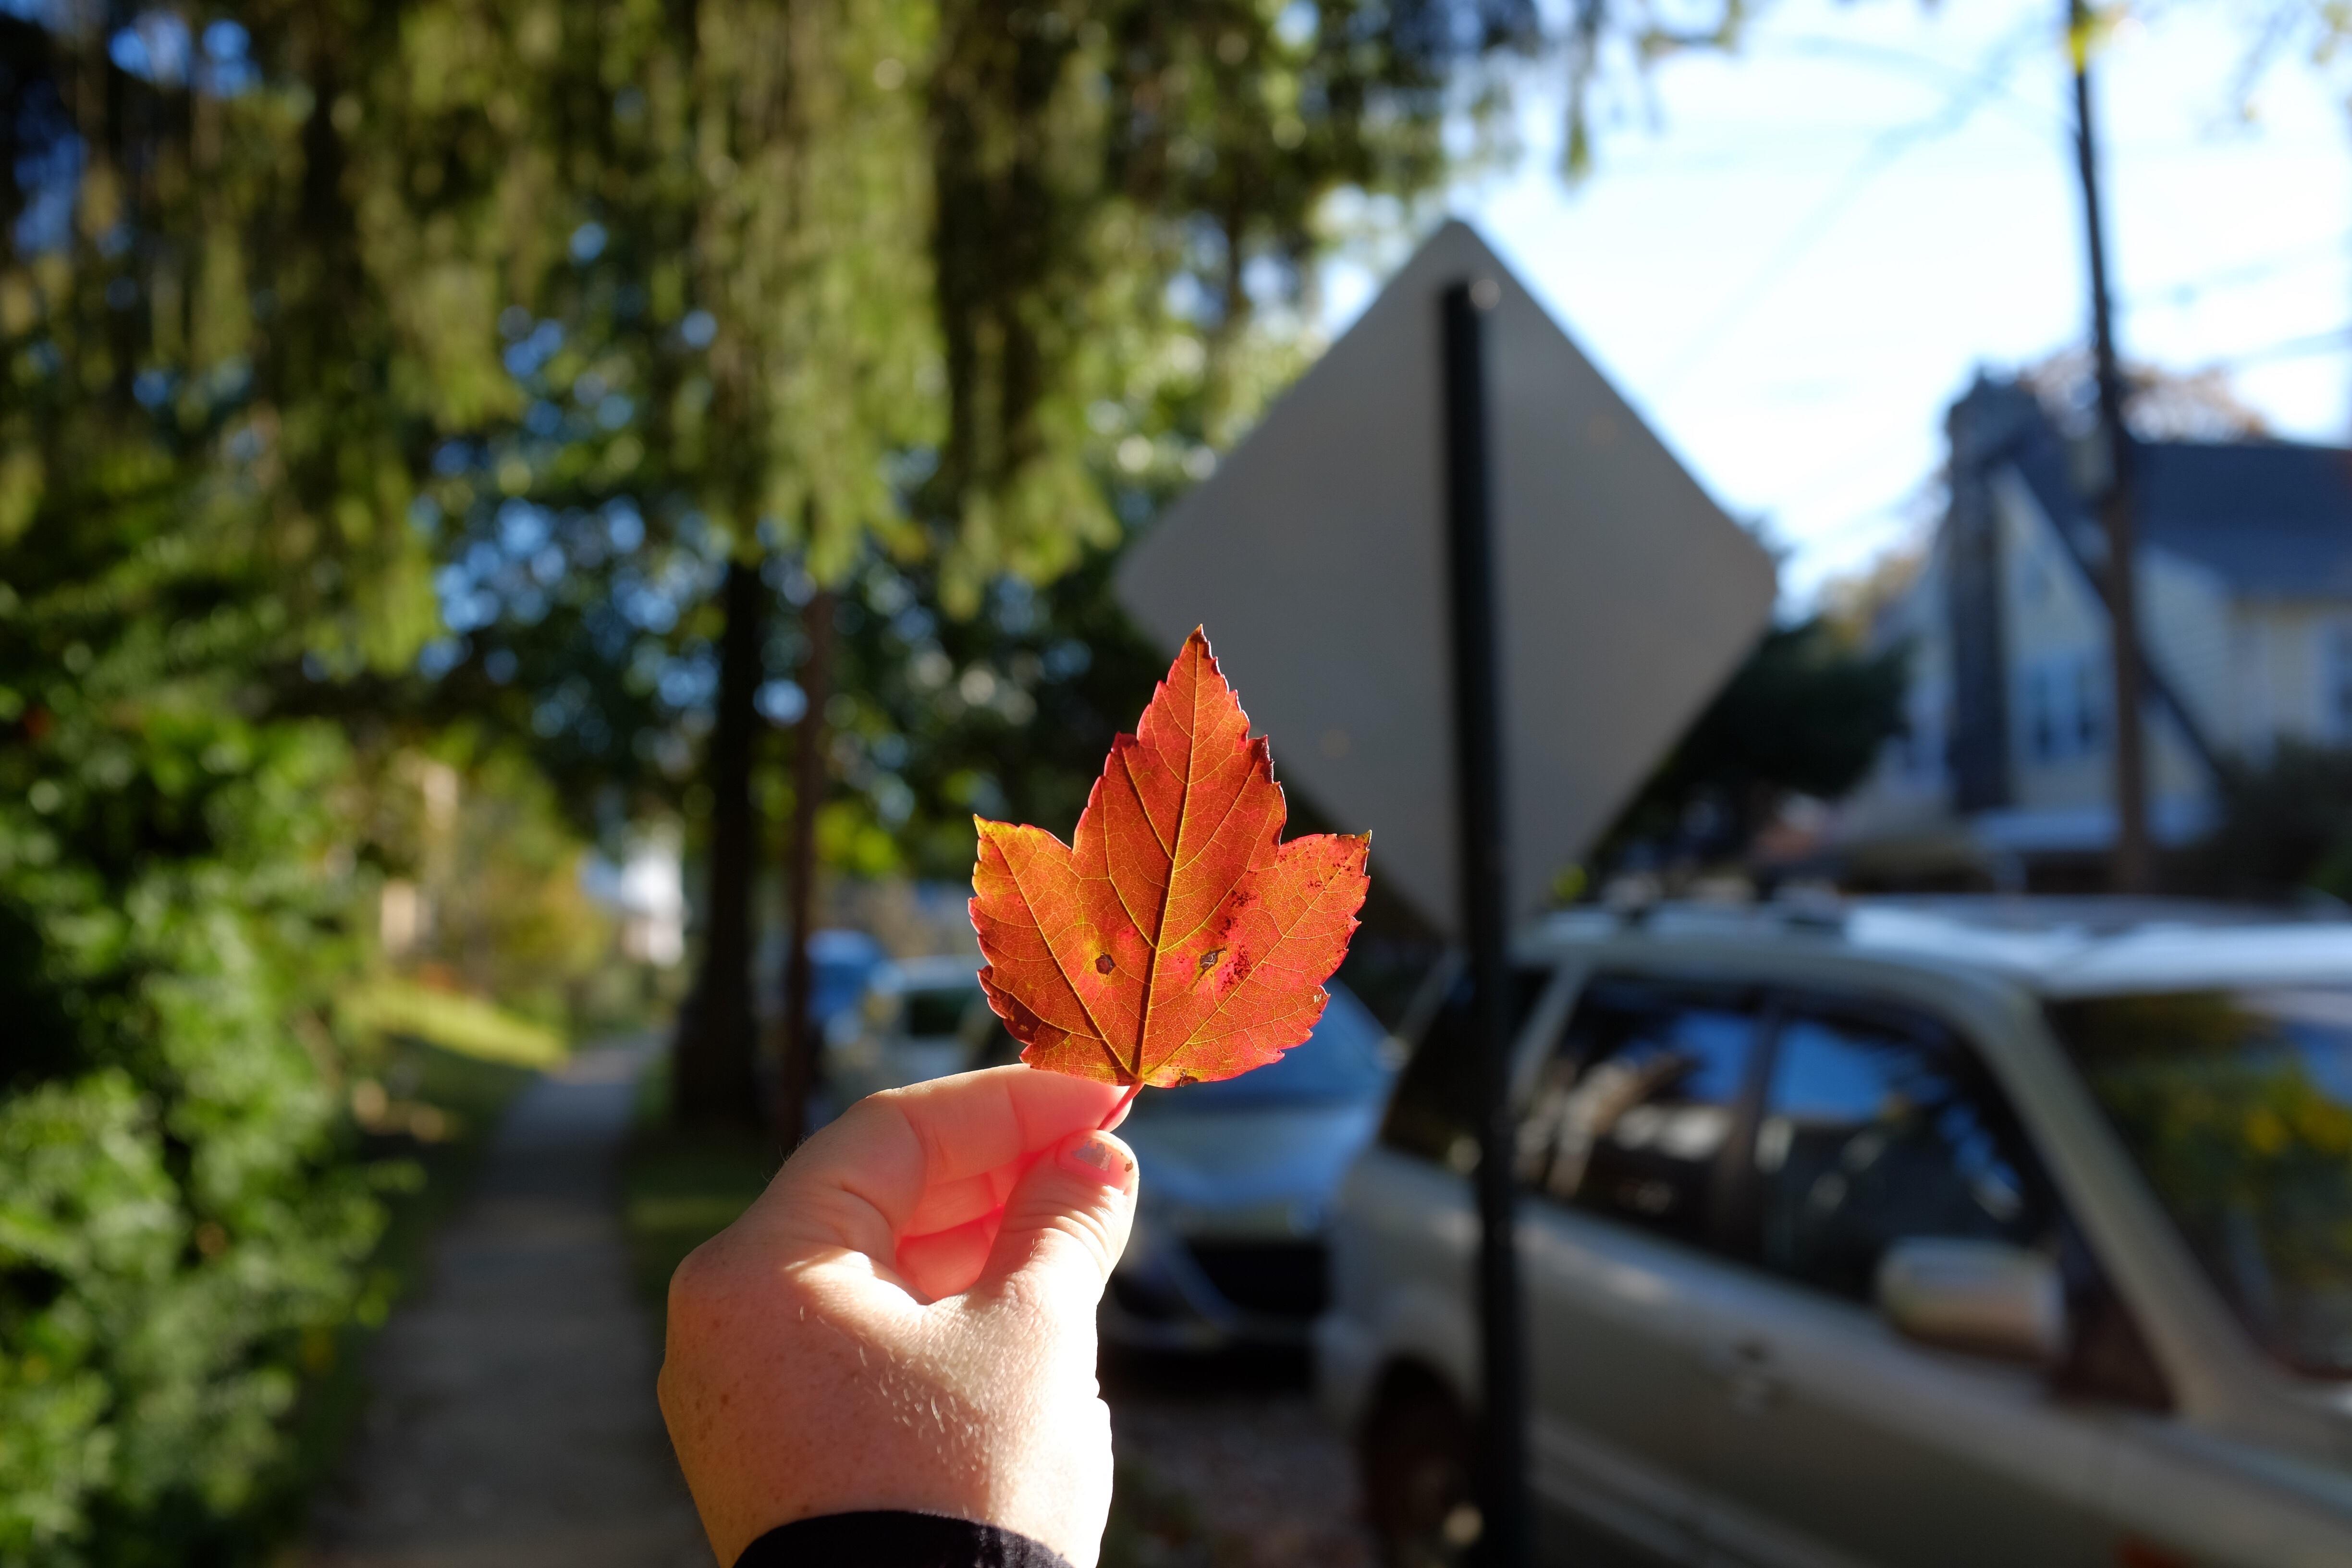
1442, 278, 1529, 1568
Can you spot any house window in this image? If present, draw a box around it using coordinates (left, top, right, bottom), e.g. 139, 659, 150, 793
2022, 653, 2103, 765
2026, 666, 2057, 762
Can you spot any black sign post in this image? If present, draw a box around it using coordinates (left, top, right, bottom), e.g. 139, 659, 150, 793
1441, 278, 1529, 1568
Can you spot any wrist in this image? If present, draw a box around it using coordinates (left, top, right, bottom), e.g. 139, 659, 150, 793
733, 1510, 1078, 1568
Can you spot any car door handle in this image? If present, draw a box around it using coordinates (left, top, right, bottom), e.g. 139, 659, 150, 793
1705, 1337, 1785, 1414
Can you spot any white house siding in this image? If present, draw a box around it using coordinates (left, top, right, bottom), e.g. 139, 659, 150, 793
1994, 472, 2119, 816
2288, 603, 2352, 745
2138, 546, 2234, 748
1824, 384, 2352, 876
1995, 473, 2220, 835
2229, 605, 2285, 751
2216, 602, 2352, 749
2147, 699, 2212, 832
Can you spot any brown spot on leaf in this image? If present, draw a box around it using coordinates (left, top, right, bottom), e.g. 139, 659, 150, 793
1095, 954, 1115, 975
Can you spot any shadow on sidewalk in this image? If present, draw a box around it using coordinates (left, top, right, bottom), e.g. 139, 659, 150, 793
302, 1040, 711, 1568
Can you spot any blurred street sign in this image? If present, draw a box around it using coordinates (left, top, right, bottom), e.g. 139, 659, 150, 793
1115, 220, 1776, 936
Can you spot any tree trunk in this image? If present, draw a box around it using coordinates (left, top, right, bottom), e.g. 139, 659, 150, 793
773, 588, 834, 1145
673, 558, 765, 1128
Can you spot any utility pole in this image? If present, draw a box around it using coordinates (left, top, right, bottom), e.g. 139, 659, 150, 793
1441, 277, 1529, 1568
2069, 0, 2153, 893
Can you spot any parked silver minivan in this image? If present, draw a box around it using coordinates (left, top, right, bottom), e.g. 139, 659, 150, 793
1317, 898, 2352, 1568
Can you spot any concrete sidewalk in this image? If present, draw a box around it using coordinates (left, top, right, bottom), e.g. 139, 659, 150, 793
303, 1042, 711, 1568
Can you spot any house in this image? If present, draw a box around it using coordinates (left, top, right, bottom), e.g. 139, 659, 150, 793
1834, 375, 2352, 887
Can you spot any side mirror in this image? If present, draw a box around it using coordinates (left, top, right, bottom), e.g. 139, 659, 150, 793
1875, 1237, 2066, 1364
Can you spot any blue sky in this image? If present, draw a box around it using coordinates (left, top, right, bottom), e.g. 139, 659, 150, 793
1325, 0, 2352, 608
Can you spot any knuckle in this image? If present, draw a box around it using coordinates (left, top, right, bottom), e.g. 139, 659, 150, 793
1009, 1208, 1118, 1287
664, 1233, 736, 1330
1051, 1206, 1120, 1271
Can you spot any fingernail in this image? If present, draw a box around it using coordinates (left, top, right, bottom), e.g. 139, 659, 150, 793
1059, 1132, 1132, 1183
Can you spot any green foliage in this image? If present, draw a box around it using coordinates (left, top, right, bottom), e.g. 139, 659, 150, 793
2197, 742, 2352, 901
0, 405, 393, 1556
786, 540, 1170, 882
1, 0, 1541, 1549
340, 979, 568, 1070
354, 736, 623, 1029
0, 711, 386, 1565
0, 12, 602, 1558
2054, 990, 2352, 1374
0, 207, 398, 1547
395, 0, 1537, 818
1601, 615, 1910, 864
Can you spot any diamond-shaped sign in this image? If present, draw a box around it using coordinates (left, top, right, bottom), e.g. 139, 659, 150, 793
1115, 221, 1776, 935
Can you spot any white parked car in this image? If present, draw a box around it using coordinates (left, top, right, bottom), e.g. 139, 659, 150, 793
1107, 982, 1398, 1350
822, 955, 1011, 1104
1318, 897, 2352, 1568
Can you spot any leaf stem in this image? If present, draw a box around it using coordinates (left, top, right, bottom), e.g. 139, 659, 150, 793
1102, 1079, 1142, 1128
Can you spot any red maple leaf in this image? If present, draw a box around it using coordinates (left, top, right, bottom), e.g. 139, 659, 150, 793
970, 627, 1370, 1111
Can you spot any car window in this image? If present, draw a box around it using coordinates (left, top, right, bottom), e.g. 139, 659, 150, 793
1519, 977, 1764, 1249
1380, 964, 1553, 1169
959, 995, 1022, 1070
1752, 1004, 2047, 1302
1133, 983, 1392, 1111
2047, 987, 2352, 1380
903, 985, 976, 1037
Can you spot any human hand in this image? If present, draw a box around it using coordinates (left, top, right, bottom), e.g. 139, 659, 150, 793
657, 1066, 1138, 1568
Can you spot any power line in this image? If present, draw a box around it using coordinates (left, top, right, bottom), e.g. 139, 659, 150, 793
1653, 13, 2053, 396
1802, 495, 1935, 549
1765, 33, 2069, 135
2200, 322, 2352, 369
2121, 231, 2352, 312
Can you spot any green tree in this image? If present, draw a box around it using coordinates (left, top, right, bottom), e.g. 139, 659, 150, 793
2193, 742, 2352, 902
0, 8, 459, 1557
391, 0, 1541, 1124
0, 0, 1544, 1549
0, 5, 604, 1556
1598, 616, 1909, 869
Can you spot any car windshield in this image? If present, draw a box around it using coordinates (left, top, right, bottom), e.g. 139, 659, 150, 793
2047, 987, 2352, 1379
811, 959, 876, 1023
1131, 984, 1392, 1112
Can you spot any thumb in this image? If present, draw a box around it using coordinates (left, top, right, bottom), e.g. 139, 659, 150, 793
975, 1128, 1139, 1309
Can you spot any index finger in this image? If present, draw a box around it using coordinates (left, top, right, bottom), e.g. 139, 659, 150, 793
782, 1065, 1127, 1244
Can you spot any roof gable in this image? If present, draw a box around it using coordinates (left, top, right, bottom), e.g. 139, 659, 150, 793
1952, 377, 2352, 603
2134, 441, 2352, 599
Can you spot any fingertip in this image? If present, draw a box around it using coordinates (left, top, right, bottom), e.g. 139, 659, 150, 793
973, 1128, 1140, 1299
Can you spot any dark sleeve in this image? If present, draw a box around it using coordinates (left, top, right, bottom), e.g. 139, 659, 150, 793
733, 1510, 1077, 1568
